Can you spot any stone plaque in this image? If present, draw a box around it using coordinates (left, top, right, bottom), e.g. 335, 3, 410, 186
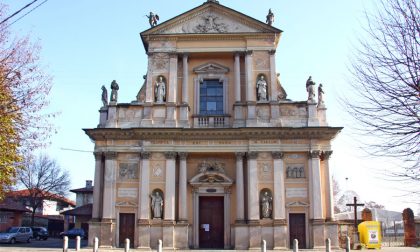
118, 188, 137, 198
286, 188, 307, 198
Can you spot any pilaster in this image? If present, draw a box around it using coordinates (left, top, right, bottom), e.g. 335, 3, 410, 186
92, 152, 103, 220
164, 152, 176, 221
269, 50, 278, 101
323, 151, 334, 220
247, 151, 259, 220
178, 152, 188, 222
235, 152, 245, 223
309, 150, 323, 220
103, 152, 117, 219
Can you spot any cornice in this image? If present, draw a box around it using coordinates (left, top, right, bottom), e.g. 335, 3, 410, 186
84, 127, 343, 142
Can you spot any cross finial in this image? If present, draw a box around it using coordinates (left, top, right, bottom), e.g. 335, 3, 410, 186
207, 0, 220, 3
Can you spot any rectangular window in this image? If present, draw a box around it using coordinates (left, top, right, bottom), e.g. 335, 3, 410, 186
199, 80, 223, 115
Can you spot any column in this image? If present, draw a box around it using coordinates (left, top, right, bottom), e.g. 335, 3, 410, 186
178, 152, 188, 221
145, 53, 154, 103
323, 151, 334, 220
310, 150, 323, 219
92, 152, 103, 220
235, 152, 245, 222
103, 152, 117, 219
182, 54, 189, 103
139, 152, 151, 220
269, 50, 278, 101
247, 152, 259, 220
234, 53, 241, 102
168, 53, 178, 103
245, 51, 254, 101
272, 152, 285, 219
164, 152, 176, 220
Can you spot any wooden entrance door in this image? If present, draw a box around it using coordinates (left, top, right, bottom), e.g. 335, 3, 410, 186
119, 213, 135, 248
289, 213, 306, 249
199, 196, 224, 248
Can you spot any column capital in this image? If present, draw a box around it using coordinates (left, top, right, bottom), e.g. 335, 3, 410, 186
269, 49, 276, 55
308, 150, 321, 159
245, 50, 253, 56
169, 52, 179, 58
183, 53, 189, 58
140, 151, 151, 160
104, 152, 117, 160
247, 151, 258, 159
322, 151, 333, 160
93, 152, 103, 161
164, 151, 177, 160
271, 151, 284, 159
235, 152, 245, 159
178, 152, 188, 160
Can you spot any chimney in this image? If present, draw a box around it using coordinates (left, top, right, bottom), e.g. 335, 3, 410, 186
86, 180, 93, 188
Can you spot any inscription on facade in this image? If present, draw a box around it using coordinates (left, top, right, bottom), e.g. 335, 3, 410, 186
118, 188, 138, 198
286, 188, 307, 198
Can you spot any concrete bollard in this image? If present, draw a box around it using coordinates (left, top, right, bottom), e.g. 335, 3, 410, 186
293, 239, 299, 252
261, 239, 266, 252
325, 238, 331, 252
93, 237, 99, 252
124, 238, 130, 252
158, 239, 162, 252
63, 236, 68, 252
76, 236, 81, 251
345, 236, 351, 252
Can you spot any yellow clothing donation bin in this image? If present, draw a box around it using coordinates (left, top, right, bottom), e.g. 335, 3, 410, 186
358, 221, 382, 249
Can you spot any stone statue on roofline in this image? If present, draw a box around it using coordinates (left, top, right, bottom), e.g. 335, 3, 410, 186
306, 76, 316, 102
110, 80, 119, 102
266, 8, 274, 26
101, 85, 108, 107
146, 12, 159, 27
318, 83, 325, 106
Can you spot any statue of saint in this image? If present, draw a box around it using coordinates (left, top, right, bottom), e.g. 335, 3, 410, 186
256, 75, 268, 101
146, 12, 159, 27
266, 9, 274, 26
110, 80, 119, 102
101, 85, 108, 107
260, 191, 272, 218
151, 191, 163, 219
154, 76, 166, 102
318, 83, 325, 105
306, 76, 316, 102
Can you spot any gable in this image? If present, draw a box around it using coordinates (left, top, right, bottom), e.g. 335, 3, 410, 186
141, 2, 282, 36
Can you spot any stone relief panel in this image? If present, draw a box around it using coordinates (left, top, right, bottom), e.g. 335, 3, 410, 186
160, 11, 260, 34
151, 53, 169, 73
151, 162, 165, 182
119, 163, 138, 180
253, 51, 269, 70
286, 164, 305, 179
258, 162, 273, 181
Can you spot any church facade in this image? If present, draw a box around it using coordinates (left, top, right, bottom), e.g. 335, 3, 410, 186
85, 1, 342, 249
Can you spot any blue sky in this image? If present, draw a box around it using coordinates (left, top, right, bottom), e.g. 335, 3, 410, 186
3, 0, 418, 212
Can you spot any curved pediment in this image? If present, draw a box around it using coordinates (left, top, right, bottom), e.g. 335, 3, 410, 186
189, 160, 233, 186
193, 62, 229, 74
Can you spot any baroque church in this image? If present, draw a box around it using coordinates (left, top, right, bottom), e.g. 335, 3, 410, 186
85, 0, 342, 249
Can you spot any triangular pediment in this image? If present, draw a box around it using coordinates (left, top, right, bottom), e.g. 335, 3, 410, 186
193, 62, 229, 74
141, 2, 282, 36
286, 201, 310, 207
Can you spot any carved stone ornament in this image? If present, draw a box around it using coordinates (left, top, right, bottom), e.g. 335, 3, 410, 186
322, 151, 333, 160
119, 163, 138, 180
198, 160, 225, 174
93, 152, 103, 161
286, 165, 305, 179
235, 152, 245, 159
271, 151, 284, 159
178, 152, 188, 160
309, 150, 321, 159
164, 152, 177, 160
194, 14, 228, 33
141, 152, 151, 160
247, 152, 258, 159
104, 152, 117, 160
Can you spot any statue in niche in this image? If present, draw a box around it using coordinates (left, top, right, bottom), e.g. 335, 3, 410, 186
318, 83, 325, 105
266, 9, 274, 26
101, 85, 108, 107
256, 75, 268, 101
306, 76, 316, 102
151, 191, 163, 219
110, 80, 119, 102
154, 76, 166, 102
146, 12, 159, 27
260, 191, 273, 218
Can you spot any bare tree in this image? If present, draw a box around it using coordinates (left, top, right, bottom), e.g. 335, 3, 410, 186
336, 190, 361, 213
16, 154, 70, 226
364, 201, 385, 209
345, 0, 419, 178
0, 4, 54, 200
